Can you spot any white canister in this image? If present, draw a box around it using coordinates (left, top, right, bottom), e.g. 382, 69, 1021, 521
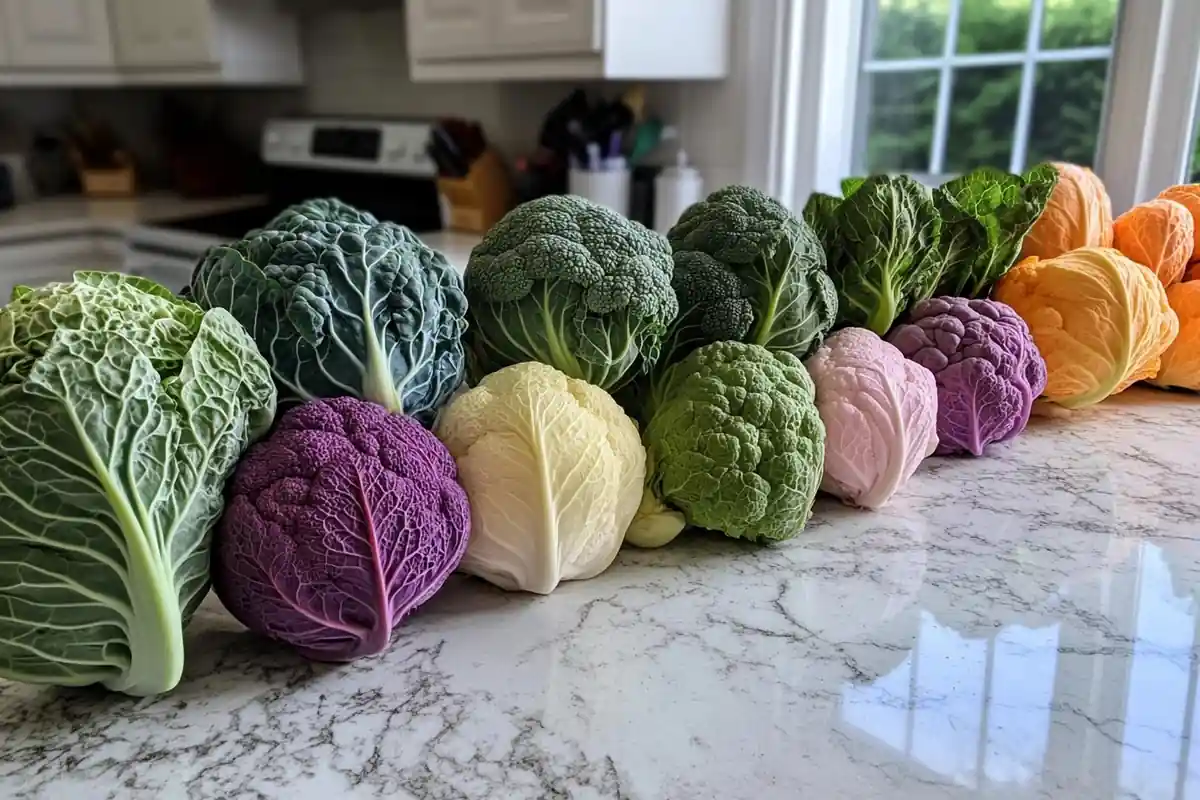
569, 166, 632, 217
654, 150, 704, 234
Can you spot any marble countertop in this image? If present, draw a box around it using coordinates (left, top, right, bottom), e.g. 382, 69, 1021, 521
414, 230, 483, 272
0, 194, 482, 268
0, 193, 267, 243
2, 389, 1199, 799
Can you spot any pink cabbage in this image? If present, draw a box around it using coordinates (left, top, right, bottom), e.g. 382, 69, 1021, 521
805, 328, 938, 509
213, 397, 470, 662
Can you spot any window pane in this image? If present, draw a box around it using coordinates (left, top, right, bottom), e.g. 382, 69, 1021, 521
957, 0, 1030, 55
869, 0, 949, 60
852, 0, 1120, 178
945, 66, 1023, 173
1041, 0, 1118, 50
1026, 60, 1110, 167
860, 71, 940, 173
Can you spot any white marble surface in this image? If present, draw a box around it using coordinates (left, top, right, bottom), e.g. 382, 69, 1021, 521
0, 193, 266, 242
2, 389, 1199, 799
418, 230, 483, 273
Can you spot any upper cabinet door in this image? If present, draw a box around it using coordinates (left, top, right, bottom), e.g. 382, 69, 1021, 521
0, 16, 11, 66
1, 0, 115, 67
406, 0, 494, 59
110, 0, 215, 67
492, 0, 599, 54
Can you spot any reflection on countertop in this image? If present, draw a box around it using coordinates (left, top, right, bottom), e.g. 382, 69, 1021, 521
1, 389, 1199, 799
842, 541, 1199, 798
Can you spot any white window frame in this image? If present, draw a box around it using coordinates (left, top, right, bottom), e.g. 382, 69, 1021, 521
775, 0, 1200, 214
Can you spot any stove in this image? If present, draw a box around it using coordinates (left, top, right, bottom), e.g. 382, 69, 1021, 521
124, 117, 444, 290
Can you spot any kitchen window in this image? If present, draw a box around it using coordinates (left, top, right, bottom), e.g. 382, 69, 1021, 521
857, 0, 1118, 178
1192, 86, 1200, 183
781, 0, 1200, 213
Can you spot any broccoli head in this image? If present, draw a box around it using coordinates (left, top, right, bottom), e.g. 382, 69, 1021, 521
464, 194, 678, 391
662, 185, 837, 366
626, 340, 826, 548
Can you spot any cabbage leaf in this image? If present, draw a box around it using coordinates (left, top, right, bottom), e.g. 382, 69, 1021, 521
189, 202, 467, 427
934, 164, 1059, 298
806, 175, 944, 335
0, 273, 275, 695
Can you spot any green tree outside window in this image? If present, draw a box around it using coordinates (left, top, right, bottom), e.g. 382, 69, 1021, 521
863, 0, 1126, 176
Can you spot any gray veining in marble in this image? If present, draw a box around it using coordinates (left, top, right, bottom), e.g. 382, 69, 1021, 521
2, 388, 1199, 800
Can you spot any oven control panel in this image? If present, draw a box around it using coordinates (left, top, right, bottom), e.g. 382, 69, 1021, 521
261, 118, 436, 178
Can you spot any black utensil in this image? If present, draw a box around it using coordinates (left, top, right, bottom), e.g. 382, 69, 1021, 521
430, 125, 469, 177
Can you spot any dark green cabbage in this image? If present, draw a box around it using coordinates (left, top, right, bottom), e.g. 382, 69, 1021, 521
188, 199, 467, 426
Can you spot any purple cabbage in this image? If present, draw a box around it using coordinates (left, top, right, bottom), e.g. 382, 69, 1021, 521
213, 397, 470, 662
887, 297, 1047, 457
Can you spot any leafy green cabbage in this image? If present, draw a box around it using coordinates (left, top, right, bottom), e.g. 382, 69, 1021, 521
806, 175, 944, 336
804, 167, 1057, 335
0, 273, 276, 695
189, 200, 468, 426
933, 164, 1059, 298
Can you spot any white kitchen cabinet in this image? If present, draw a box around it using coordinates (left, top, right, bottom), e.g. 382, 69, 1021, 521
0, 0, 116, 69
110, 0, 215, 67
0, 0, 302, 86
406, 0, 729, 81
406, 0, 493, 60
110, 0, 301, 83
0, 11, 10, 65
491, 0, 599, 56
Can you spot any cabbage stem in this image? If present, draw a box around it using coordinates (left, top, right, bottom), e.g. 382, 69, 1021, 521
362, 315, 404, 413
69, 406, 183, 696
867, 277, 898, 336
624, 488, 686, 549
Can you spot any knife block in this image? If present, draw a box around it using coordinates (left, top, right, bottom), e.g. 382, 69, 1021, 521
71, 149, 137, 198
437, 148, 513, 233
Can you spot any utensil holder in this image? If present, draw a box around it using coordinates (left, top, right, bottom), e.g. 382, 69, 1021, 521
569, 167, 631, 217
437, 148, 513, 233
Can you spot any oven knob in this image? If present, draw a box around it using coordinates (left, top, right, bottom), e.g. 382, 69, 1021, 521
388, 146, 408, 162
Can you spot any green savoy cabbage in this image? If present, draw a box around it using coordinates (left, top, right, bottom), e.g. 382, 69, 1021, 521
0, 273, 276, 695
626, 340, 826, 548
188, 199, 468, 426
932, 164, 1059, 298
464, 195, 678, 392
805, 175, 944, 335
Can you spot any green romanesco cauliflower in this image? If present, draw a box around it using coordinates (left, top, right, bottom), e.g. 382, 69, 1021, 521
626, 340, 826, 548
464, 195, 678, 392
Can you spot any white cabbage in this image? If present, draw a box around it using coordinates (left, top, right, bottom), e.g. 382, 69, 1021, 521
435, 362, 644, 594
